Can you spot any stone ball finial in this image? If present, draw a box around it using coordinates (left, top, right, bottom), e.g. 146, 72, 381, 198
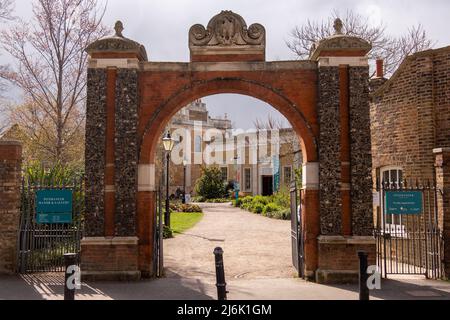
333, 18, 343, 35
114, 21, 124, 37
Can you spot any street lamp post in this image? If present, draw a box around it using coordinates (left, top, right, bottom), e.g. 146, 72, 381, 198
182, 159, 188, 204
233, 156, 240, 206
163, 131, 175, 228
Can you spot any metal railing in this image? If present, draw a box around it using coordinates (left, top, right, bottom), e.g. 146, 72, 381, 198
375, 179, 444, 279
17, 176, 84, 274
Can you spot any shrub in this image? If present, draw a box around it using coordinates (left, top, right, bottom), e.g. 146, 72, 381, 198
237, 194, 291, 220
24, 161, 83, 186
233, 198, 242, 207
192, 196, 206, 203
205, 198, 231, 203
271, 188, 290, 209
271, 209, 291, 220
171, 203, 203, 213
251, 203, 265, 214
181, 204, 202, 213
195, 167, 227, 200
241, 196, 254, 205
252, 195, 270, 206
170, 203, 179, 212
262, 203, 283, 216
163, 226, 173, 239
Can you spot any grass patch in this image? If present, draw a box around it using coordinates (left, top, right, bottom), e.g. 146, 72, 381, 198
171, 212, 204, 235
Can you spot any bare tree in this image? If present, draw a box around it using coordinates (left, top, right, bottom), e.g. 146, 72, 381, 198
0, 0, 14, 98
0, 0, 108, 164
0, 0, 14, 21
0, 104, 8, 136
287, 9, 435, 77
253, 114, 287, 130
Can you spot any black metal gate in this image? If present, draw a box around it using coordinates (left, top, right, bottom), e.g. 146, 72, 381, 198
290, 182, 305, 278
375, 180, 444, 279
154, 186, 164, 277
17, 177, 84, 273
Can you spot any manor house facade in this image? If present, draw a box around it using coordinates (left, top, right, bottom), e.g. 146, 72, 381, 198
156, 99, 302, 198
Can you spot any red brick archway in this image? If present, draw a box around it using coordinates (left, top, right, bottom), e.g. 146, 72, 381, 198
82, 12, 376, 283
139, 75, 319, 164
137, 73, 320, 278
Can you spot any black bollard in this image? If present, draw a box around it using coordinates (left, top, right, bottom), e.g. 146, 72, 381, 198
64, 253, 78, 301
214, 247, 228, 301
358, 251, 370, 301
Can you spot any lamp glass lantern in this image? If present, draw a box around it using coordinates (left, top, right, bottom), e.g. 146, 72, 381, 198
163, 132, 175, 152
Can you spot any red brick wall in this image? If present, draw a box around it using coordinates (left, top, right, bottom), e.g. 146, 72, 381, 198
435, 149, 450, 278
371, 46, 450, 183
433, 49, 450, 148
317, 241, 376, 283
0, 141, 22, 274
81, 243, 139, 272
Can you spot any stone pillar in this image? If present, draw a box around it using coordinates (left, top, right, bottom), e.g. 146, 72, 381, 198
302, 162, 320, 279
81, 21, 147, 280
137, 164, 156, 278
434, 148, 450, 279
0, 141, 22, 274
312, 19, 376, 283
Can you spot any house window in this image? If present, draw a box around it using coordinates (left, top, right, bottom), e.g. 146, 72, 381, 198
244, 168, 252, 191
221, 167, 228, 183
283, 166, 292, 185
195, 135, 202, 153
380, 167, 404, 231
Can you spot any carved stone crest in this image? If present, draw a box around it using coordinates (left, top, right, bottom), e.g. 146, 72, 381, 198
189, 11, 266, 62
190, 11, 265, 47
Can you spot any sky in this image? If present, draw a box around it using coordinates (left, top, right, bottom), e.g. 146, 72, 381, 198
3, 0, 450, 130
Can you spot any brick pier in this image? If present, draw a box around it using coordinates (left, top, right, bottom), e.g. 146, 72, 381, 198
0, 141, 22, 274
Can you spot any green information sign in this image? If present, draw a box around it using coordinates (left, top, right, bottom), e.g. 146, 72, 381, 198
273, 156, 280, 193
36, 190, 73, 224
385, 191, 423, 215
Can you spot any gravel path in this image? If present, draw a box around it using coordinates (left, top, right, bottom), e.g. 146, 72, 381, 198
164, 203, 296, 281
2, 205, 450, 300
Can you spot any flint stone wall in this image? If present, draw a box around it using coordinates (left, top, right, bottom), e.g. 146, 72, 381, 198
114, 69, 139, 236
349, 67, 374, 236
85, 69, 107, 237
318, 67, 342, 235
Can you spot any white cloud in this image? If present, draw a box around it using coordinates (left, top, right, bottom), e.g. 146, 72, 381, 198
1, 0, 449, 128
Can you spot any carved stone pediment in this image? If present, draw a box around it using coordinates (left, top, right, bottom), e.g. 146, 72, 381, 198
310, 19, 372, 61
310, 35, 372, 60
86, 21, 148, 61
189, 11, 266, 62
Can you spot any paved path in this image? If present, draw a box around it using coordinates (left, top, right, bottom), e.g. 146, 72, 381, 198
164, 203, 296, 280
1, 203, 450, 300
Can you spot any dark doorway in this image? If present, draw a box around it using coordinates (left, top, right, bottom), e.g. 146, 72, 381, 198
262, 176, 274, 196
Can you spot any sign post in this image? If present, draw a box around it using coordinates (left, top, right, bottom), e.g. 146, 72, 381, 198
385, 191, 423, 215
36, 190, 73, 224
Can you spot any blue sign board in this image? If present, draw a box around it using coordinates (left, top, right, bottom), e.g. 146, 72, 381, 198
36, 190, 73, 224
273, 156, 280, 193
385, 191, 423, 215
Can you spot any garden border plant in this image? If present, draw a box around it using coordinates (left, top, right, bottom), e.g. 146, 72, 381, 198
234, 187, 292, 221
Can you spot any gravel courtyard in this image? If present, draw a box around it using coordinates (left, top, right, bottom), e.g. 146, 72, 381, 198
164, 203, 296, 281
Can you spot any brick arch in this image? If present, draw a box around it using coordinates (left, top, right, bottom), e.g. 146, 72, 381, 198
83, 12, 376, 283
139, 77, 318, 165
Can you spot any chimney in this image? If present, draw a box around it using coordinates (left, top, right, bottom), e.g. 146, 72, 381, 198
376, 59, 384, 78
